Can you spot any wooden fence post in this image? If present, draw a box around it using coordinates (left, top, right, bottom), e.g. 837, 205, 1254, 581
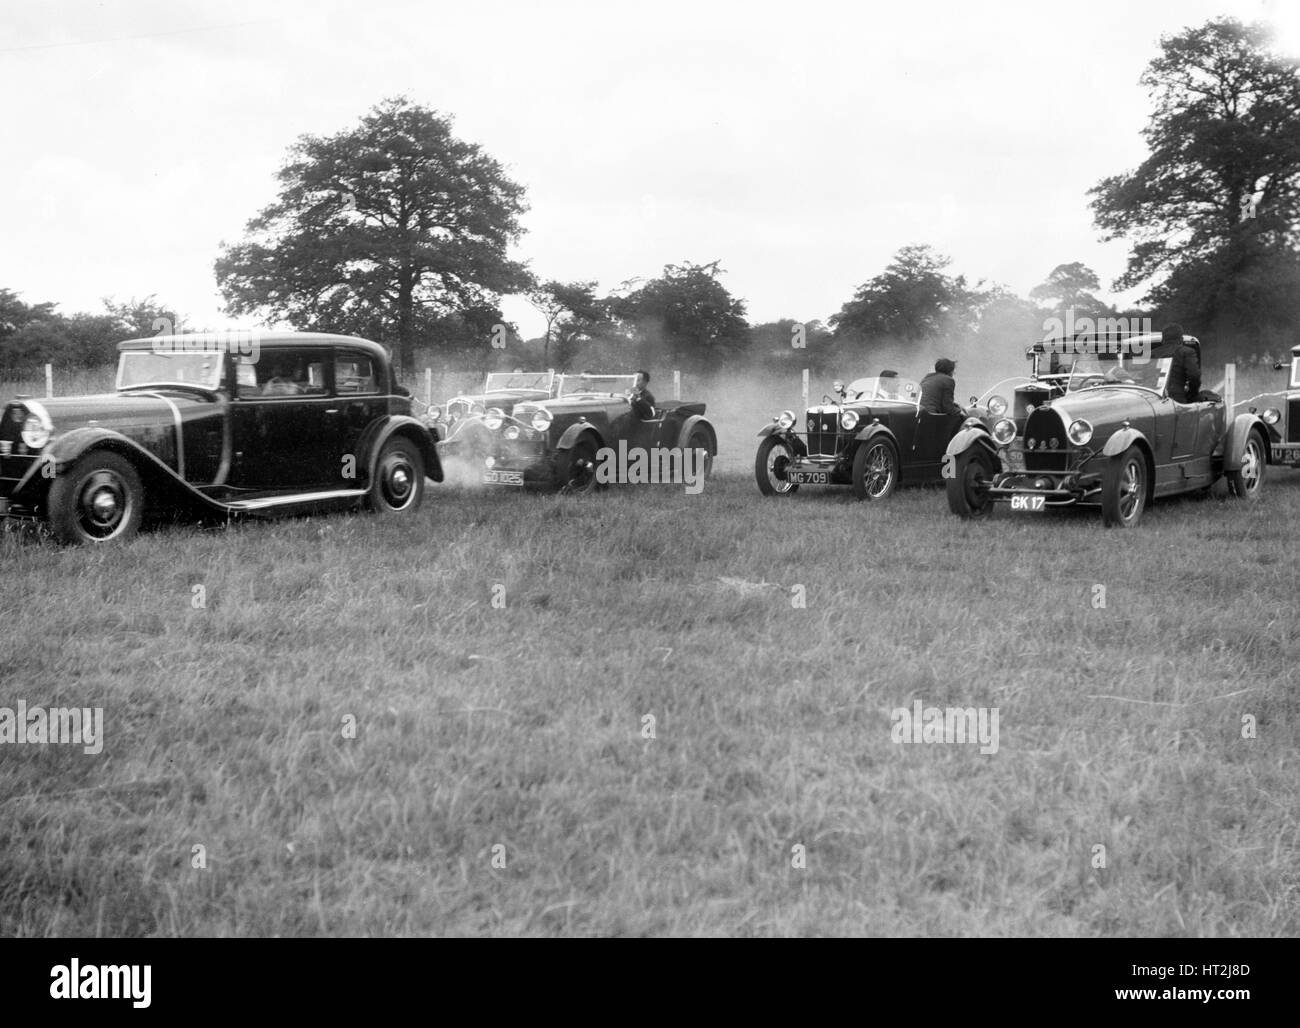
425, 368, 433, 406
802, 368, 809, 410
1223, 363, 1235, 412
673, 370, 680, 400
45, 364, 53, 398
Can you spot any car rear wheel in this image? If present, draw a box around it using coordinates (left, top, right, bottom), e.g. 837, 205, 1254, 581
686, 427, 713, 482
755, 435, 798, 496
1100, 445, 1147, 528
945, 447, 994, 518
1226, 431, 1265, 500
851, 438, 898, 501
557, 437, 599, 494
367, 437, 425, 514
48, 450, 144, 545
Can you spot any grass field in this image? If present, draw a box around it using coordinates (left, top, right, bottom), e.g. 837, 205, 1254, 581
1, 364, 1297, 936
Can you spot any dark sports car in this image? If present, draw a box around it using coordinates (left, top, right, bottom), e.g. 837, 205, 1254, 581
427, 371, 557, 457
944, 333, 1268, 527
469, 374, 717, 492
0, 332, 440, 544
754, 375, 1010, 500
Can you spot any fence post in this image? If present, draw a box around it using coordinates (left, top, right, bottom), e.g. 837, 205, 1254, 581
425, 368, 433, 406
45, 364, 53, 398
1223, 362, 1235, 413
802, 368, 809, 410
673, 370, 680, 400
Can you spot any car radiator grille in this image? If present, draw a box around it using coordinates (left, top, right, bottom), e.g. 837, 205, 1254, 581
805, 415, 842, 457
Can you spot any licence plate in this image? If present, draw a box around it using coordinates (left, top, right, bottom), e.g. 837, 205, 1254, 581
1010, 494, 1046, 512
1273, 447, 1300, 463
788, 470, 830, 485
484, 470, 524, 486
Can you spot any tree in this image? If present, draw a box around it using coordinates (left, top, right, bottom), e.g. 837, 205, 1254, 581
215, 97, 532, 371
1090, 18, 1300, 351
609, 261, 750, 370
830, 245, 977, 345
1029, 263, 1113, 318
527, 280, 610, 369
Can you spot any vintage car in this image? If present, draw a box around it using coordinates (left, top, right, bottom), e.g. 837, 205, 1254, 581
0, 332, 440, 544
468, 373, 717, 492
1256, 343, 1300, 468
427, 370, 558, 456
754, 374, 1012, 500
944, 333, 1268, 527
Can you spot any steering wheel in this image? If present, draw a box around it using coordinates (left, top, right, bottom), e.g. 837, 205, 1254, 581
1076, 375, 1106, 390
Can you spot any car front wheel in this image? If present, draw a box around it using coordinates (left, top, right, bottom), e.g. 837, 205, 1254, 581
755, 435, 798, 496
1226, 431, 1266, 500
851, 438, 898, 501
367, 438, 425, 514
1100, 445, 1147, 528
557, 437, 599, 494
945, 447, 994, 518
48, 450, 144, 545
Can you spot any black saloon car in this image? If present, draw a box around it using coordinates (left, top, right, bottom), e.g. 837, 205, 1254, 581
0, 332, 441, 543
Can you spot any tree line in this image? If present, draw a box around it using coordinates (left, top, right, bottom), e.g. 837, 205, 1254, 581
3, 16, 1296, 377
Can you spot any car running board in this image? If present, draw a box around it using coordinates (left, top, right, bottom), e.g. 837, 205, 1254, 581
223, 489, 368, 512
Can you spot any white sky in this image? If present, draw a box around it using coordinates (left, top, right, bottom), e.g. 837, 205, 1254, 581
2, 0, 1297, 339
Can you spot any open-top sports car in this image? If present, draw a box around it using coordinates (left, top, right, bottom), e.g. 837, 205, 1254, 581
0, 332, 440, 544
427, 370, 558, 457
754, 374, 1011, 500
1252, 343, 1300, 468
469, 373, 717, 492
944, 333, 1268, 527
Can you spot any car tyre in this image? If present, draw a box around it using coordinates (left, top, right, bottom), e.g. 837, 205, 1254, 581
851, 437, 898, 501
367, 437, 425, 514
557, 436, 599, 494
945, 447, 994, 518
1226, 431, 1266, 501
755, 435, 799, 496
48, 450, 144, 545
686, 427, 714, 482
1100, 445, 1147, 528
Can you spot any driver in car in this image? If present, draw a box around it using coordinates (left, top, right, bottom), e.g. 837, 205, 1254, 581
919, 358, 964, 416
630, 369, 656, 420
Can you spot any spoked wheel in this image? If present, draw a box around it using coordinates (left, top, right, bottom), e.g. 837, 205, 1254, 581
367, 438, 426, 513
1226, 432, 1265, 501
851, 438, 898, 501
945, 447, 995, 518
48, 451, 144, 545
557, 437, 599, 494
755, 435, 798, 496
1100, 445, 1147, 528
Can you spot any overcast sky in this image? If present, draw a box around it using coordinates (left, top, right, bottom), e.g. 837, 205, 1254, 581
3, 0, 1297, 339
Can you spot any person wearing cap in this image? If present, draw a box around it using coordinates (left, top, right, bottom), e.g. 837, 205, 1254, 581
1163, 324, 1201, 403
919, 358, 964, 415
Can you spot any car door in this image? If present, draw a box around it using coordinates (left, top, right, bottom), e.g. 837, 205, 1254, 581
228, 347, 344, 491
331, 348, 388, 485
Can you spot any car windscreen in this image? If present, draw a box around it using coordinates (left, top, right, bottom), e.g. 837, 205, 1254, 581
846, 377, 919, 401
484, 372, 554, 393
117, 351, 224, 390
559, 375, 636, 396
1074, 356, 1168, 392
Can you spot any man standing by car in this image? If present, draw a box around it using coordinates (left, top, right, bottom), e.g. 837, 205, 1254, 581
1163, 323, 1202, 402
630, 369, 656, 420
919, 358, 964, 416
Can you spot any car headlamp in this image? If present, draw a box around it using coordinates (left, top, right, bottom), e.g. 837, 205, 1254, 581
504, 424, 520, 440
992, 418, 1016, 446
20, 408, 51, 449
840, 410, 859, 431
427, 404, 442, 422
469, 401, 486, 416
776, 410, 796, 430
1066, 419, 1093, 446
1262, 407, 1281, 425
530, 409, 553, 433
483, 407, 505, 431
832, 380, 844, 394
987, 395, 1008, 417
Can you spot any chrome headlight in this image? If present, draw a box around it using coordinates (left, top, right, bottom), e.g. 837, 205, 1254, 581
776, 410, 796, 430
469, 402, 486, 416
832, 380, 844, 394
1067, 419, 1093, 446
504, 425, 520, 440
426, 404, 442, 422
840, 410, 859, 431
1263, 407, 1281, 425
21, 410, 51, 449
483, 407, 505, 431
987, 395, 1008, 417
530, 409, 553, 433
992, 418, 1016, 446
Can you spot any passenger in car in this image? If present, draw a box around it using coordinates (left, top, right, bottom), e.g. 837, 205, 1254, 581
1163, 324, 1202, 402
630, 369, 656, 420
919, 358, 964, 416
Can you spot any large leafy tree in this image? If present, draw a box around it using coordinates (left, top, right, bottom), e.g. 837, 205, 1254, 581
830, 244, 976, 346
527, 280, 611, 369
1029, 263, 1113, 320
215, 98, 532, 371
610, 261, 751, 370
1090, 18, 1300, 351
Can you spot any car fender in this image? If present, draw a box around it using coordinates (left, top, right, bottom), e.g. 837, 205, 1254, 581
676, 415, 717, 455
38, 428, 228, 512
852, 422, 897, 446
1223, 413, 1267, 471
755, 425, 807, 457
1100, 426, 1149, 459
360, 416, 443, 484
556, 421, 603, 452
944, 424, 998, 459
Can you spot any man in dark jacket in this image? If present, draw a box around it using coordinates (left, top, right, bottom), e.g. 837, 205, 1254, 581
630, 369, 656, 420
1163, 324, 1201, 402
919, 358, 963, 415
